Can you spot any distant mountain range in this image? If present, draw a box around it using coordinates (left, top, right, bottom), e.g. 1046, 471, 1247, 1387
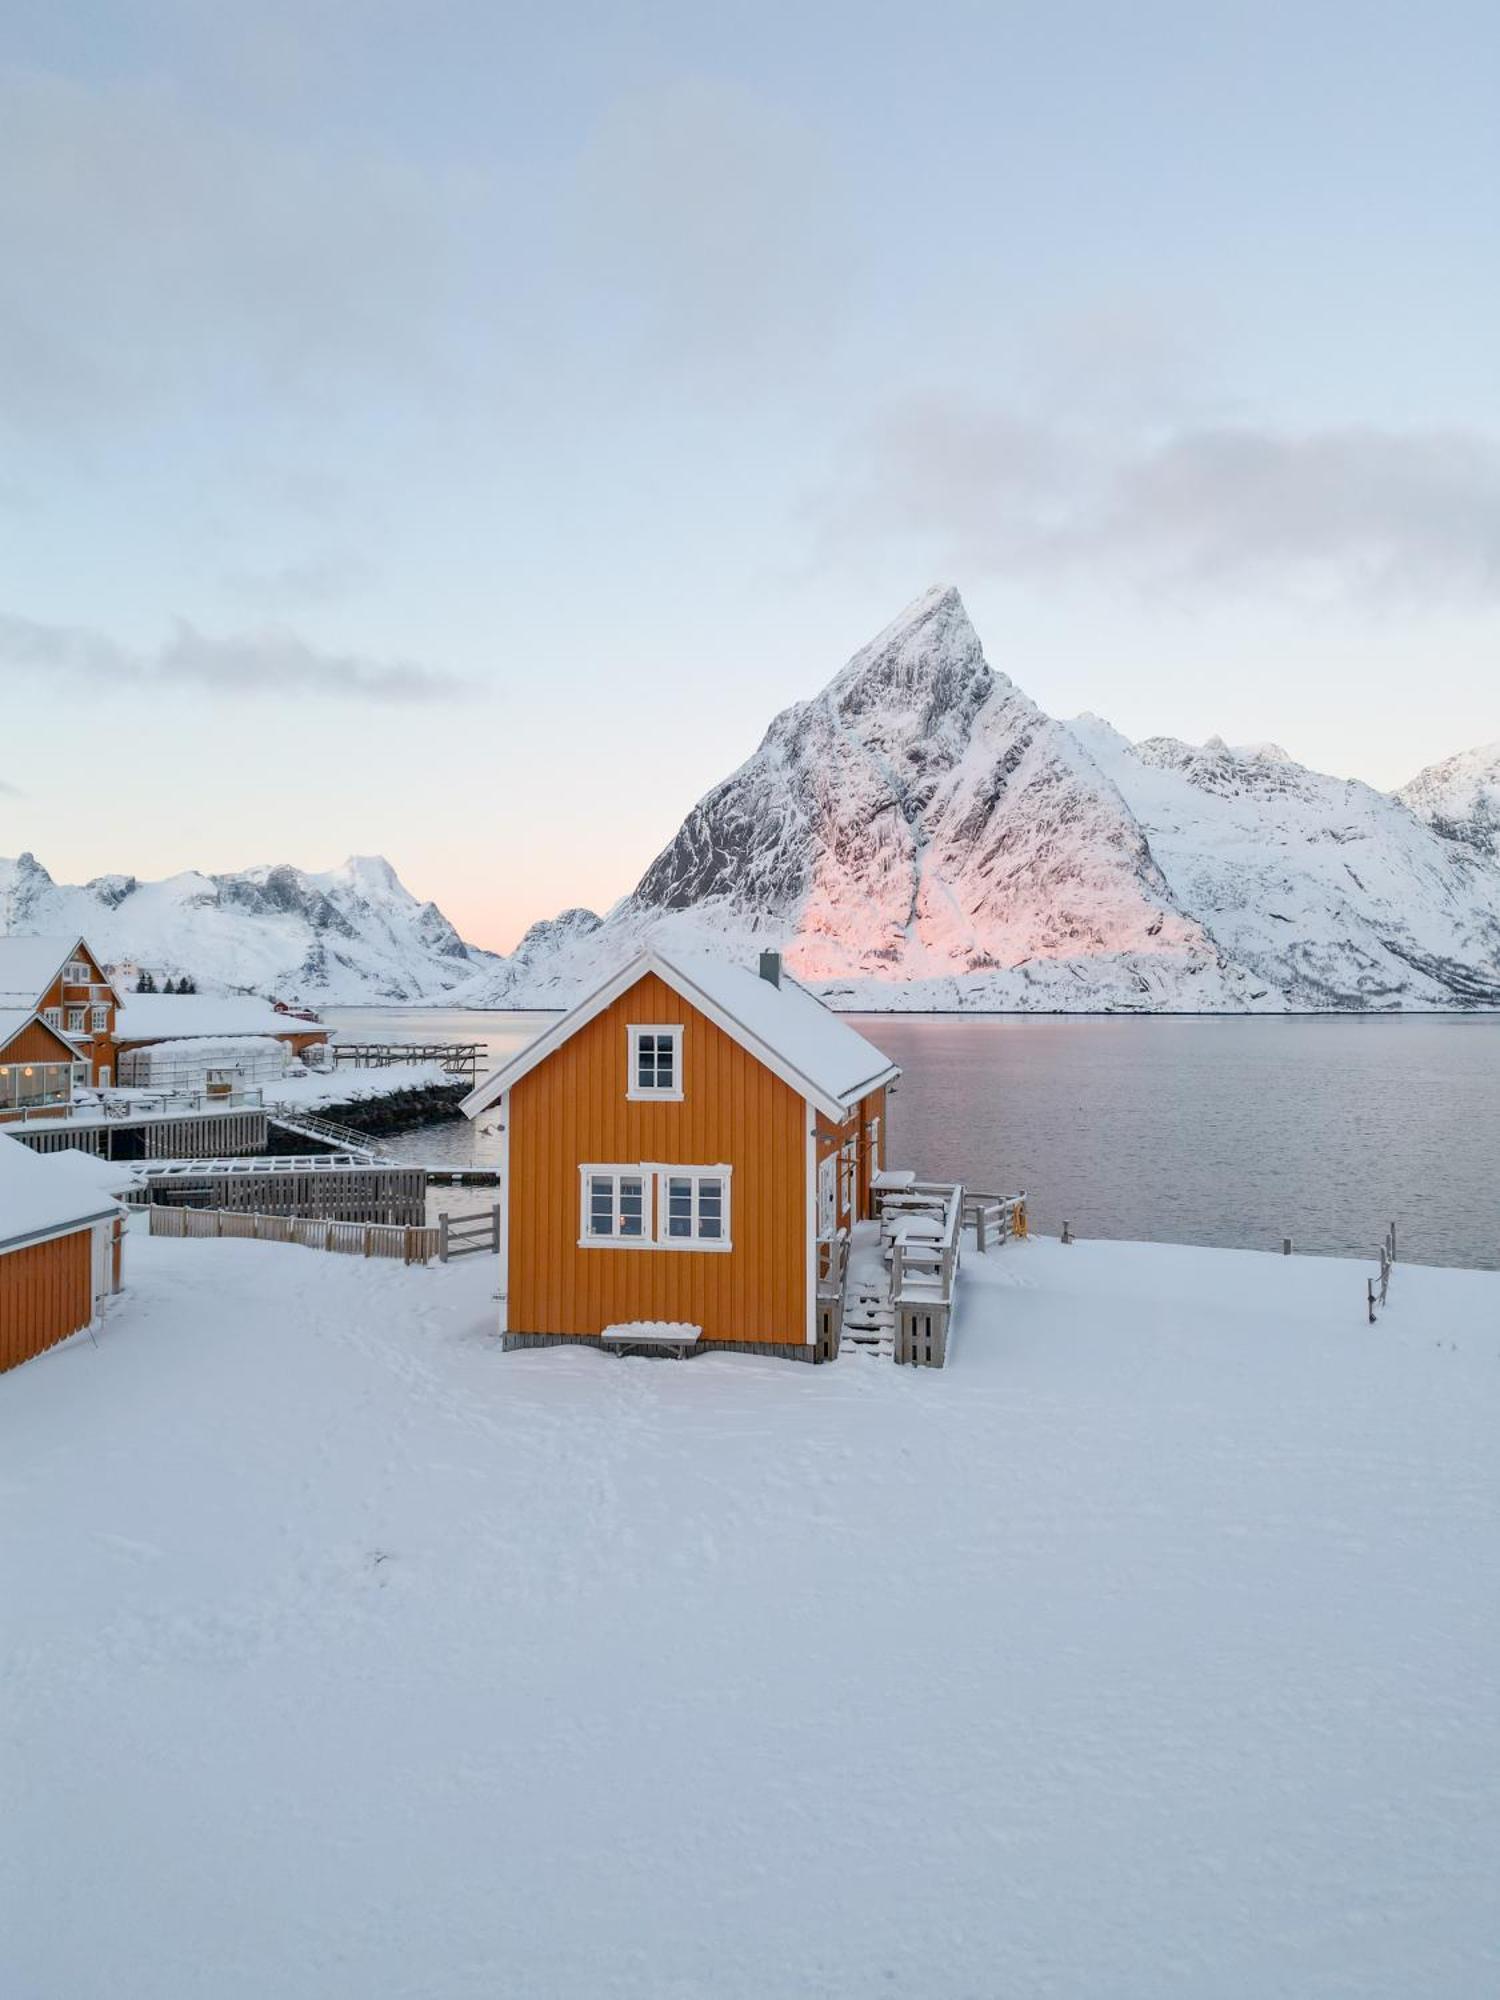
0, 850, 498, 1004
4, 586, 1498, 1011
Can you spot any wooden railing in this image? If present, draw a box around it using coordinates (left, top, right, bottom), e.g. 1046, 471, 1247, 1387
438, 1206, 501, 1261
882, 1181, 964, 1368
963, 1190, 1028, 1250
148, 1203, 439, 1264
814, 1230, 848, 1360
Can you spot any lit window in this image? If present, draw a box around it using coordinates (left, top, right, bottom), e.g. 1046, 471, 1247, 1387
581, 1168, 649, 1245
627, 1025, 684, 1101
578, 1164, 731, 1250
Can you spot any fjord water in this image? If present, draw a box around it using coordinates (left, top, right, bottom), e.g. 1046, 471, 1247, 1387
323, 1009, 1500, 1269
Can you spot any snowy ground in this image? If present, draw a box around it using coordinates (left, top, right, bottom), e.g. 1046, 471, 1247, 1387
4, 1234, 1498, 1998
259, 1059, 452, 1110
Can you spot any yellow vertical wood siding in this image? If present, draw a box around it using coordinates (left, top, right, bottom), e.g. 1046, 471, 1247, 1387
507, 971, 808, 1343
0, 1228, 93, 1373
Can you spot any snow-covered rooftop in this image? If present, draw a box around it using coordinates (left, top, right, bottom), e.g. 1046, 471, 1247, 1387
0, 1132, 123, 1250
115, 996, 322, 1043
0, 934, 85, 1007
463, 946, 898, 1122
663, 948, 897, 1109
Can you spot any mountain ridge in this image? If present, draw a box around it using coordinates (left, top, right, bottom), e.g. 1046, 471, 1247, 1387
4, 589, 1497, 1011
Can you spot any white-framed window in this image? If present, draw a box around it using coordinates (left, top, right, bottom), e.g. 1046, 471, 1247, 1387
839, 1135, 857, 1218
66, 1007, 85, 1031
71, 1062, 90, 1088
662, 1168, 728, 1246
579, 1166, 650, 1247
65, 960, 89, 985
817, 1153, 837, 1237
90, 1004, 110, 1032
627, 1024, 683, 1101
42, 1006, 62, 1029
578, 1163, 731, 1251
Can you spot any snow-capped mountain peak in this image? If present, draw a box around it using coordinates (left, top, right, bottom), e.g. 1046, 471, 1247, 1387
470, 591, 1500, 1013
0, 852, 496, 1003
1399, 741, 1500, 859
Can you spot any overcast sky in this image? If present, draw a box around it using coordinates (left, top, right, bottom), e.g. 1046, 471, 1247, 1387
1, 0, 1497, 949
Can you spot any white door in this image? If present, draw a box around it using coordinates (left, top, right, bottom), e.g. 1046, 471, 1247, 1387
817, 1154, 836, 1236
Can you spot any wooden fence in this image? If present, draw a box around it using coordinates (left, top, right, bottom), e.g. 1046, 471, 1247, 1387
1368, 1221, 1398, 1323
437, 1206, 501, 1261
149, 1203, 439, 1265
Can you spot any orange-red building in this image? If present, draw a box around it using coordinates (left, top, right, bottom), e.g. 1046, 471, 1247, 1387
0, 935, 122, 1107
0, 1132, 127, 1373
462, 948, 898, 1361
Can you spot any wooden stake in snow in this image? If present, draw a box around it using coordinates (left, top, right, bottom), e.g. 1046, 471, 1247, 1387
1283, 1237, 1293, 1256
1061, 1220, 1073, 1245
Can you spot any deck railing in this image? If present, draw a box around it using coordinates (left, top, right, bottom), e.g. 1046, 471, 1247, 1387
881, 1181, 965, 1368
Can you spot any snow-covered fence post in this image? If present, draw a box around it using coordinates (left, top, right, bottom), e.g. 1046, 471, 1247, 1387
439, 1212, 450, 1263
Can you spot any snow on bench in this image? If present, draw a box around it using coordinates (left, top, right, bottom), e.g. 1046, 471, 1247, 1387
599, 1320, 702, 1356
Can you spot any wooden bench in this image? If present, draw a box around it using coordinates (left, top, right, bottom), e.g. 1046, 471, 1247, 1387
599, 1321, 702, 1359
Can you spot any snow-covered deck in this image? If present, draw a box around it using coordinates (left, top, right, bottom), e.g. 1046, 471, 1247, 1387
4, 1235, 1498, 1996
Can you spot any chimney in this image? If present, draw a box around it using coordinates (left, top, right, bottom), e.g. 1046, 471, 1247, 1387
758, 950, 782, 988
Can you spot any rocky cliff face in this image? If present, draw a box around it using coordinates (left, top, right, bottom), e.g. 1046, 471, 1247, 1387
1399, 743, 1500, 861
473, 588, 1500, 1012
0, 851, 495, 1004
8, 591, 1496, 1012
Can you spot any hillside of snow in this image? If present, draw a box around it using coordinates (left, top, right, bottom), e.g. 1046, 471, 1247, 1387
1399, 740, 1500, 860
472, 587, 1500, 1013
5, 1231, 1497, 1996
0, 850, 498, 1004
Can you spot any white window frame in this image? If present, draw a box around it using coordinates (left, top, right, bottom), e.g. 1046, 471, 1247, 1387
42, 1006, 62, 1029
578, 1162, 732, 1252
66, 1006, 86, 1031
64, 960, 89, 986
657, 1166, 731, 1251
626, 1024, 684, 1102
89, 1004, 110, 1032
578, 1165, 653, 1249
839, 1134, 857, 1219
817, 1153, 837, 1236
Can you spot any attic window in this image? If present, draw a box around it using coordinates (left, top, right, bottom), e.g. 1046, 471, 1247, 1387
627, 1025, 683, 1101
65, 961, 89, 986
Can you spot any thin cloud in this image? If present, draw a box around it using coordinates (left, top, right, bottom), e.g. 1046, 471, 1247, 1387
825, 403, 1500, 606
0, 774, 21, 796
570, 76, 858, 389
0, 612, 466, 704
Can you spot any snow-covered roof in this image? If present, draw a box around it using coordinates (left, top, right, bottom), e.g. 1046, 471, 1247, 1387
115, 996, 322, 1043
0, 934, 107, 1007
124, 1034, 288, 1062
462, 946, 899, 1125
0, 1133, 123, 1252
0, 1007, 79, 1059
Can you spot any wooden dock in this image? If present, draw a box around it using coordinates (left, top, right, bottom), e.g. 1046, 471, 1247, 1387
130, 1155, 430, 1227
328, 1042, 483, 1081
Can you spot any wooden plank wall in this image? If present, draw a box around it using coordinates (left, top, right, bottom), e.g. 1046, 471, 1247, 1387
507, 971, 807, 1344
0, 1229, 93, 1373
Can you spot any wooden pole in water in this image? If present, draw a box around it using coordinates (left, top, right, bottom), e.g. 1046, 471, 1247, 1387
1367, 1277, 1376, 1325
1283, 1236, 1292, 1256
1061, 1220, 1073, 1245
